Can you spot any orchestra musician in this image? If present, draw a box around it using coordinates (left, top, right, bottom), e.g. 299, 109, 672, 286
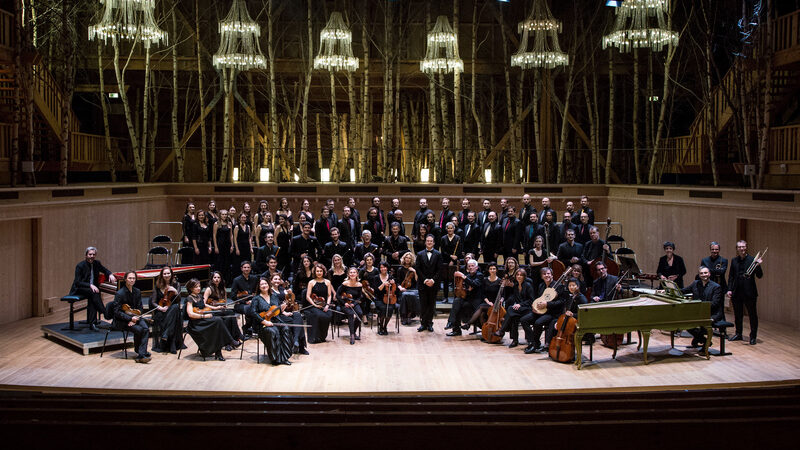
323, 227, 352, 267
521, 267, 565, 354
440, 222, 463, 303
415, 234, 442, 332
109, 271, 150, 363
556, 229, 584, 269
364, 206, 385, 249
527, 235, 555, 278
203, 271, 244, 350
574, 212, 591, 245
579, 195, 595, 225
248, 277, 293, 365
681, 266, 724, 348
396, 252, 419, 326
727, 240, 763, 345
305, 263, 334, 344
185, 278, 236, 361
457, 198, 471, 228
463, 263, 501, 331
347, 197, 361, 224
354, 230, 381, 267
477, 199, 492, 228
492, 268, 534, 348
461, 212, 481, 256
521, 213, 544, 256
481, 211, 502, 264
447, 259, 484, 337
359, 253, 379, 322
268, 273, 308, 355
338, 205, 361, 250
337, 267, 365, 345
520, 194, 537, 228
414, 198, 434, 233
69, 246, 116, 331
387, 198, 401, 228
438, 198, 455, 231
229, 260, 258, 337
657, 241, 687, 288
151, 266, 183, 354
538, 197, 556, 224
565, 201, 580, 225
701, 241, 728, 292
373, 262, 397, 336
591, 262, 621, 302
500, 206, 521, 261
253, 231, 279, 274
384, 222, 410, 266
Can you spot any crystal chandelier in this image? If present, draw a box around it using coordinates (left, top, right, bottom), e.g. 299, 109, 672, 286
87, 0, 167, 48
511, 0, 568, 69
314, 12, 359, 72
420, 15, 463, 74
602, 0, 679, 52
213, 0, 267, 71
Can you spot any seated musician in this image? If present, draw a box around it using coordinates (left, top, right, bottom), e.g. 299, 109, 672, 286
354, 230, 380, 268
229, 260, 259, 337
373, 262, 397, 336
359, 253, 379, 322
69, 246, 116, 331
305, 263, 334, 344
521, 267, 565, 354
268, 273, 308, 355
447, 259, 484, 337
591, 262, 621, 302
185, 278, 236, 361
152, 266, 183, 354
681, 266, 724, 348
396, 252, 419, 326
555, 278, 589, 345
261, 256, 283, 282
337, 267, 364, 345
383, 222, 410, 266
248, 277, 292, 365
109, 271, 150, 363
492, 268, 535, 348
203, 271, 244, 350
463, 263, 503, 331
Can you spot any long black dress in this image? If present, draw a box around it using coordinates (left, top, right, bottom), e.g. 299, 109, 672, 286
186, 295, 234, 358
151, 281, 184, 353
396, 266, 419, 322
206, 289, 243, 343
275, 228, 292, 274
216, 222, 233, 283
233, 224, 252, 278
336, 284, 364, 338
359, 267, 379, 318
305, 280, 333, 343
270, 287, 307, 354
248, 294, 293, 365
193, 222, 213, 265
374, 275, 397, 327
182, 214, 197, 265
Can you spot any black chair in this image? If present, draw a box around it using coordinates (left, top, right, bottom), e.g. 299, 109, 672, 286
100, 325, 130, 359
146, 246, 171, 268
176, 247, 195, 266
177, 325, 207, 361
711, 320, 734, 356
152, 235, 172, 244
60, 295, 87, 331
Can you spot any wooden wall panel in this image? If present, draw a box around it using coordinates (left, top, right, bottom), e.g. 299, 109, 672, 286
0, 219, 33, 323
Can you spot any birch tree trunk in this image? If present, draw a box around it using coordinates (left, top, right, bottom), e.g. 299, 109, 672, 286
755, 0, 772, 189
633, 49, 640, 184
701, 1, 718, 186
452, 0, 463, 182
196, 0, 208, 181
360, 4, 371, 182
556, 64, 575, 183
647, 6, 680, 184
113, 39, 143, 182
220, 70, 232, 182
329, 73, 340, 181
426, 4, 442, 183
500, 7, 515, 183
300, 0, 313, 182
316, 113, 323, 175
97, 46, 116, 181
533, 71, 543, 182
605, 51, 615, 184
172, 10, 183, 182
514, 71, 524, 183
267, 0, 279, 181
469, 0, 485, 182
211, 103, 217, 180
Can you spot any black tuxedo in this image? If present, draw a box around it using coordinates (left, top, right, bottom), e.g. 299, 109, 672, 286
415, 249, 443, 326
69, 259, 113, 325
727, 254, 763, 339
254, 244, 279, 273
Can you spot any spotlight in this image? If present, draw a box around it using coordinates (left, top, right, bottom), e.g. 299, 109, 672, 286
232, 167, 239, 181
259, 168, 269, 182
420, 168, 430, 183
484, 169, 492, 183
320, 168, 331, 182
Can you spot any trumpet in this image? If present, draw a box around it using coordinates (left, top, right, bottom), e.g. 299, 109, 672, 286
715, 262, 723, 270
745, 247, 767, 277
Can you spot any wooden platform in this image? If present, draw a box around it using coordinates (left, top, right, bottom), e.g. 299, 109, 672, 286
40, 323, 127, 356
2, 308, 799, 396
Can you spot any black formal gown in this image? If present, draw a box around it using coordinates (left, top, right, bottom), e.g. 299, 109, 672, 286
193, 222, 213, 265
215, 222, 233, 283
396, 266, 419, 321
374, 275, 397, 324
248, 294, 293, 365
151, 281, 184, 353
337, 284, 364, 337
186, 295, 234, 358
233, 224, 253, 278
269, 288, 307, 354
305, 280, 333, 343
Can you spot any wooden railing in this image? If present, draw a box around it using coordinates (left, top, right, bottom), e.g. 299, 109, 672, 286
0, 9, 13, 51
769, 124, 800, 163
31, 64, 80, 138
774, 10, 800, 53
0, 122, 10, 160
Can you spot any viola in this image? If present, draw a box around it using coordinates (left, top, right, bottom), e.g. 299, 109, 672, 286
310, 293, 327, 308
284, 290, 299, 312
401, 268, 416, 289
340, 291, 358, 305
362, 284, 376, 300
481, 272, 513, 343
258, 304, 282, 321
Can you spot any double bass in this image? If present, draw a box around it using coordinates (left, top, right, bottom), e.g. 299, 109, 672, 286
481, 271, 513, 343
590, 218, 620, 279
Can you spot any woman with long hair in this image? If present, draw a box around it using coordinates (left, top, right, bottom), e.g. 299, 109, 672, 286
277, 197, 293, 225
359, 253, 379, 322
206, 199, 219, 226
337, 267, 364, 345
213, 209, 234, 282
181, 202, 197, 265
273, 214, 292, 274
203, 271, 244, 349
463, 263, 502, 330
396, 252, 419, 326
305, 263, 334, 343
233, 212, 253, 278
247, 277, 294, 365
192, 210, 213, 265
255, 200, 270, 227
255, 211, 275, 248
185, 278, 235, 361
373, 262, 397, 336
151, 266, 184, 353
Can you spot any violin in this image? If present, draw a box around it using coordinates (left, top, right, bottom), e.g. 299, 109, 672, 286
121, 304, 142, 316
158, 288, 178, 307
283, 290, 299, 312
310, 293, 327, 308
481, 271, 513, 343
236, 290, 250, 299
385, 280, 397, 305
362, 284, 376, 300
340, 291, 359, 305
258, 304, 281, 321
401, 268, 416, 289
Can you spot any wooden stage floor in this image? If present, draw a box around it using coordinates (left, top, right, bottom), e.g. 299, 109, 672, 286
1, 308, 799, 396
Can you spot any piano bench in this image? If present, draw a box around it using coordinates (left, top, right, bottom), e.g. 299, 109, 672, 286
61, 295, 87, 331
711, 321, 734, 356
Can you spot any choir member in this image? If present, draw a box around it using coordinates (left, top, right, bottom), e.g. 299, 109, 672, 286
384, 222, 410, 266
364, 207, 385, 250
520, 194, 537, 228
255, 211, 275, 249
462, 211, 481, 256
233, 213, 253, 278
574, 212, 591, 245
192, 210, 213, 265
354, 230, 381, 267
291, 221, 320, 272
276, 197, 293, 224
254, 232, 278, 274
438, 197, 455, 231
273, 214, 292, 274
315, 206, 333, 247
579, 195, 595, 225
477, 199, 492, 228
322, 227, 351, 267
481, 211, 502, 264
338, 206, 361, 249
413, 198, 433, 232
500, 206, 521, 261
181, 202, 197, 264
538, 197, 555, 224
213, 209, 234, 283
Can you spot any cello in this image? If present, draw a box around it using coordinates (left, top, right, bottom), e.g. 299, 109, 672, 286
481, 271, 514, 343
590, 218, 620, 279
549, 298, 579, 363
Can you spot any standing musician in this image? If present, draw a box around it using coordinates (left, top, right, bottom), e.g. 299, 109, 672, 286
181, 203, 197, 265
314, 206, 334, 247
558, 212, 578, 244
480, 211, 502, 264
185, 278, 236, 361
528, 235, 556, 278
305, 263, 334, 344
477, 199, 492, 228
461, 212, 481, 256
384, 222, 410, 266
446, 260, 484, 337
151, 266, 183, 354
581, 226, 609, 263
726, 240, 763, 345
681, 266, 724, 348
565, 201, 580, 225
232, 212, 253, 278
373, 262, 397, 336
268, 273, 308, 355
396, 252, 419, 326
556, 229, 584, 269
354, 230, 381, 267
701, 241, 728, 292
492, 268, 535, 348
338, 206, 361, 250
520, 194, 537, 228
591, 262, 621, 302
322, 227, 351, 268
574, 212, 592, 245
248, 277, 293, 365
414, 198, 434, 232
337, 267, 365, 345
579, 195, 595, 225
498, 198, 510, 224
415, 234, 442, 333
229, 260, 258, 337
203, 271, 244, 350
500, 206, 521, 261
291, 222, 320, 272
438, 197, 455, 231
192, 210, 213, 266
457, 198, 472, 228
213, 209, 234, 283
273, 215, 293, 275
69, 246, 116, 331
364, 206, 385, 250
347, 197, 361, 224
387, 198, 401, 229
657, 241, 687, 288
463, 263, 501, 331
109, 271, 150, 363
521, 267, 566, 354
440, 222, 463, 303
253, 232, 279, 274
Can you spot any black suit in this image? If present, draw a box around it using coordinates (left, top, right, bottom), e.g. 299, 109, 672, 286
354, 242, 381, 267
457, 209, 471, 228
383, 235, 410, 265
538, 207, 556, 224
574, 223, 591, 245
461, 221, 481, 256
322, 240, 352, 267
438, 209, 455, 230
500, 217, 521, 260
450, 270, 484, 331
521, 281, 566, 347
476, 209, 492, 228
481, 222, 502, 263
290, 234, 320, 271
254, 244, 279, 274
682, 279, 724, 343
520, 205, 537, 227
727, 254, 763, 339
337, 217, 361, 249
110, 286, 150, 357
314, 217, 333, 247
701, 255, 728, 292
579, 207, 595, 225
557, 241, 584, 268
592, 275, 620, 302
520, 223, 545, 255
415, 249, 442, 327
69, 259, 113, 325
